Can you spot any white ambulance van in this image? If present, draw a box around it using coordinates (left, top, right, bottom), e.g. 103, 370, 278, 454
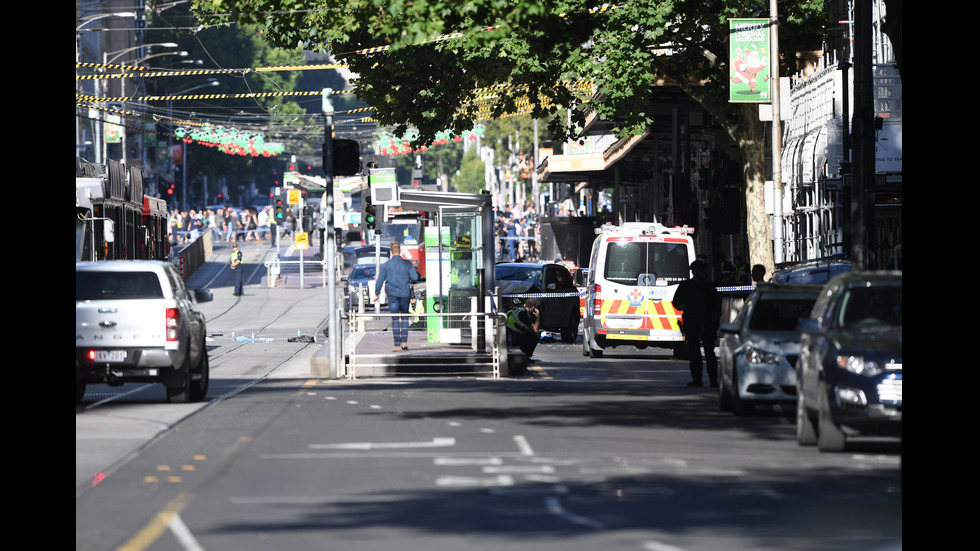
582, 222, 696, 358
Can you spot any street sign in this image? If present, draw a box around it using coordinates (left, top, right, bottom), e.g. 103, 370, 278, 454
295, 232, 309, 250
288, 188, 301, 205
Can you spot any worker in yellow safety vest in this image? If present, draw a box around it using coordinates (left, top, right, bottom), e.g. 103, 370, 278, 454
230, 243, 244, 296
409, 294, 425, 328
505, 297, 541, 358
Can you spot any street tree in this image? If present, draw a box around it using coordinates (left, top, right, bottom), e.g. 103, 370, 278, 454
192, 0, 824, 273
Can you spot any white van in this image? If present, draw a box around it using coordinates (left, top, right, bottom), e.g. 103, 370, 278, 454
582, 222, 696, 358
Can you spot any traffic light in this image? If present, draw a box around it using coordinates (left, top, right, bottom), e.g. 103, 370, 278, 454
412, 154, 424, 186
274, 199, 285, 225
363, 195, 376, 231
329, 139, 361, 177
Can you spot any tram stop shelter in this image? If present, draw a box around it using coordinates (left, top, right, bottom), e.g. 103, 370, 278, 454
335, 188, 522, 379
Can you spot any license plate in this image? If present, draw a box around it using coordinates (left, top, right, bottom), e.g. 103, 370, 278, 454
605, 317, 642, 329
95, 350, 126, 362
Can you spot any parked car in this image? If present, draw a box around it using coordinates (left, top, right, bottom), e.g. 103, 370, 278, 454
718, 284, 823, 415
350, 245, 390, 266
344, 262, 385, 310
772, 256, 851, 284
495, 262, 580, 343
795, 271, 902, 451
75, 261, 213, 403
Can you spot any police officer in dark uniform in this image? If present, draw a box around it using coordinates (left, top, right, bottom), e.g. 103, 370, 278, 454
673, 260, 721, 387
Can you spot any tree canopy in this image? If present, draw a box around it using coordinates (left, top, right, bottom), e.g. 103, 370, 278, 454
191, 0, 827, 271
192, 0, 823, 146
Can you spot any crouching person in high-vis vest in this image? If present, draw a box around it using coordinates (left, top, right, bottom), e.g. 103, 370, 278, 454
506, 297, 541, 359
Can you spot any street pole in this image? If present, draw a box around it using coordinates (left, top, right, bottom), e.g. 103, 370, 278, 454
532, 119, 540, 214
770, 0, 784, 265
322, 89, 341, 377
183, 140, 188, 211
851, 0, 873, 270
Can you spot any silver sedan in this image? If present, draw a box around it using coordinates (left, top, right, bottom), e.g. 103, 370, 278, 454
718, 284, 822, 415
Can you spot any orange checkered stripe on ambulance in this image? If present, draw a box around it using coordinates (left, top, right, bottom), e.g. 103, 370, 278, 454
599, 298, 683, 331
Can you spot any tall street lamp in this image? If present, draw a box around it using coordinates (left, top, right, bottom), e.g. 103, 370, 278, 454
103, 44, 183, 165
75, 11, 138, 161
168, 80, 220, 211
75, 11, 136, 32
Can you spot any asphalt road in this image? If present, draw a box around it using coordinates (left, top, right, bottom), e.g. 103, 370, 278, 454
76, 243, 901, 551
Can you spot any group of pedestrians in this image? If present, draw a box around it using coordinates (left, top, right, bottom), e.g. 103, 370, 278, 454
169, 205, 305, 246
496, 203, 539, 262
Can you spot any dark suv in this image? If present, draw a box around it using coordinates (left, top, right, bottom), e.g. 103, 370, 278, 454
795, 271, 902, 451
495, 262, 581, 343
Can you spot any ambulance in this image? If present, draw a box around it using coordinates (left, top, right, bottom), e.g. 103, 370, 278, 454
582, 222, 697, 358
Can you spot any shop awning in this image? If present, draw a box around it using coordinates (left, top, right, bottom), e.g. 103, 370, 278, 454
536, 128, 651, 184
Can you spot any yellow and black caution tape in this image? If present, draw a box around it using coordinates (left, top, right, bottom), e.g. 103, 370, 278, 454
75, 63, 351, 80
74, 78, 591, 106
76, 2, 626, 80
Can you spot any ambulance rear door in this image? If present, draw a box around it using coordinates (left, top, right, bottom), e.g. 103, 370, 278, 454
596, 233, 694, 345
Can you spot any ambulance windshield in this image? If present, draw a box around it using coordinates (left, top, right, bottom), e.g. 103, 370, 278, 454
604, 241, 690, 285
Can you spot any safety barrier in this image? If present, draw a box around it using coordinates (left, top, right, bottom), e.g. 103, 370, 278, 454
343, 301, 507, 379
264, 252, 344, 288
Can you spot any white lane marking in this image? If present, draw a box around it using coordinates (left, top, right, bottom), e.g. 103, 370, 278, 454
309, 437, 455, 450
168, 513, 205, 551
434, 457, 503, 466
513, 435, 534, 456
545, 497, 605, 530
436, 475, 514, 487
643, 541, 689, 551
482, 465, 555, 474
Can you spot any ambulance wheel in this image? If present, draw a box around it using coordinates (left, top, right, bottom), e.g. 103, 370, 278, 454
586, 338, 603, 358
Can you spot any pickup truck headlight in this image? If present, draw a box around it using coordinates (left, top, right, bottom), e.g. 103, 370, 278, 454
836, 355, 882, 376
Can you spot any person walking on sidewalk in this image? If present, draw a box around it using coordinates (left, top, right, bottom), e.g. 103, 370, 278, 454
373, 242, 419, 351
673, 259, 721, 387
230, 243, 244, 296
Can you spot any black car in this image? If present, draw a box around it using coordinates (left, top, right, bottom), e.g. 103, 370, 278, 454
495, 262, 581, 343
795, 271, 902, 451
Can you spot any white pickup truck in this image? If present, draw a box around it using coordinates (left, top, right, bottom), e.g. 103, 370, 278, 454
75, 261, 213, 403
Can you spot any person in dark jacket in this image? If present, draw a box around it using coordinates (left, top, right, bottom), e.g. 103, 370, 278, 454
373, 242, 419, 351
673, 260, 722, 387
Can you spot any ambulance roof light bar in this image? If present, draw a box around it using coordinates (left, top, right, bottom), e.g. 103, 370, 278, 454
596, 222, 695, 235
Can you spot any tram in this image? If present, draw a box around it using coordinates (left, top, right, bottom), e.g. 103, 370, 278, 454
76, 158, 170, 262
